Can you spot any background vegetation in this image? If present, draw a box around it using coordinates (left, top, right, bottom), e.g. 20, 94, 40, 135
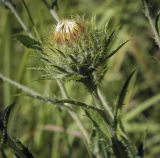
0, 0, 160, 157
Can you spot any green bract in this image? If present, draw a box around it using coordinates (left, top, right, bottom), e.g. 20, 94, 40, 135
41, 19, 128, 93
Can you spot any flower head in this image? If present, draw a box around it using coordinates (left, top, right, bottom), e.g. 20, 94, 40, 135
42, 18, 127, 92
54, 19, 84, 44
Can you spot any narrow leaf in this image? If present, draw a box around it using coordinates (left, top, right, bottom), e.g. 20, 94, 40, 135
16, 34, 42, 51
98, 65, 108, 83
1, 103, 15, 129
106, 40, 129, 60
84, 109, 111, 141
112, 136, 131, 158
117, 70, 136, 110
50, 64, 71, 74
39, 73, 69, 80
55, 99, 104, 113
113, 70, 136, 129
68, 54, 78, 64
103, 30, 116, 50
56, 49, 66, 58
13, 140, 34, 158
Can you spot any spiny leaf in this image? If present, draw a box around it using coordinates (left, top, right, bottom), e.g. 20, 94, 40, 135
41, 56, 52, 64
103, 29, 116, 50
39, 73, 69, 80
68, 54, 78, 64
15, 34, 42, 51
92, 50, 103, 66
0, 103, 15, 144
98, 65, 108, 83
117, 70, 136, 110
113, 70, 136, 129
13, 140, 34, 158
96, 40, 129, 67
49, 48, 66, 58
55, 99, 104, 113
112, 136, 131, 158
56, 49, 66, 58
0, 104, 34, 158
84, 109, 111, 142
106, 40, 129, 60
1, 103, 15, 129
49, 64, 72, 74
67, 55, 79, 72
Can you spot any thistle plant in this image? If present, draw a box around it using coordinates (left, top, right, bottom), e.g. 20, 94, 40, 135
42, 18, 128, 120
24, 17, 138, 157
0, 0, 147, 158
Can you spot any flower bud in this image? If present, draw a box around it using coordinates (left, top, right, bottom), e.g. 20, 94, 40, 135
54, 20, 84, 44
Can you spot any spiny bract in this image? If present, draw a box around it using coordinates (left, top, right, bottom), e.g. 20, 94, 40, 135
41, 18, 127, 91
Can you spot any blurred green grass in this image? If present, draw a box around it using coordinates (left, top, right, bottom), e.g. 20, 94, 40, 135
0, 0, 160, 157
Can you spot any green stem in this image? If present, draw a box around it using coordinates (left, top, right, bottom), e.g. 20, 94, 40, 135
143, 0, 160, 48
92, 89, 113, 126
22, 0, 41, 41
3, 0, 33, 38
56, 79, 92, 158
86, 77, 136, 155
97, 87, 114, 121
3, 13, 11, 105
56, 79, 90, 144
92, 74, 114, 121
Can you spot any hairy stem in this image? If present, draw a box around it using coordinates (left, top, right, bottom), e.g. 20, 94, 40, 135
56, 79, 90, 144
97, 87, 114, 121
